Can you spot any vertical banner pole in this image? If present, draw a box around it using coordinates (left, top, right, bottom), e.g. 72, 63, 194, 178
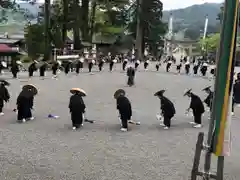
203, 0, 239, 179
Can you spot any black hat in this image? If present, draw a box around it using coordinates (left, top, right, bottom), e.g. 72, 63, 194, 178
114, 89, 126, 99
154, 90, 165, 97
184, 89, 192, 96
202, 86, 211, 91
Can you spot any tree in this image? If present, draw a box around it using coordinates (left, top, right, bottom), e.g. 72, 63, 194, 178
25, 24, 45, 58
199, 33, 220, 54
0, 0, 37, 23
129, 0, 167, 56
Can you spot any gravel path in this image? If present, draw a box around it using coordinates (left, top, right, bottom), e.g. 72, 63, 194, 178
0, 64, 239, 180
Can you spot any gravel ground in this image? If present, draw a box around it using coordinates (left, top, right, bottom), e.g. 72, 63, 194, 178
0, 63, 239, 180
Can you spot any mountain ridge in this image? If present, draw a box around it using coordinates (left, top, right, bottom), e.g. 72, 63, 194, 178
162, 3, 221, 30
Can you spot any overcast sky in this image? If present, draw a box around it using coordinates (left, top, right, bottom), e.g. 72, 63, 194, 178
162, 0, 223, 10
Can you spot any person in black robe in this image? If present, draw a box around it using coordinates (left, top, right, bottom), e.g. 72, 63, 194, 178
76, 61, 80, 74
176, 63, 182, 74
193, 64, 199, 75
114, 89, 132, 132
0, 82, 10, 116
0, 61, 3, 74
28, 61, 37, 78
233, 73, 240, 113
88, 59, 94, 73
210, 66, 216, 78
172, 56, 176, 64
135, 60, 140, 70
200, 63, 208, 76
192, 56, 196, 64
11, 62, 19, 78
166, 60, 172, 72
109, 60, 114, 72
143, 60, 149, 70
127, 65, 135, 86
155, 62, 160, 71
98, 59, 105, 72
122, 59, 128, 71
52, 61, 59, 78
203, 86, 213, 111
184, 89, 205, 128
154, 90, 176, 129
185, 62, 190, 75
64, 61, 71, 75
39, 62, 47, 79
69, 89, 86, 130
210, 68, 215, 76
76, 59, 83, 74
183, 56, 187, 63
70, 63, 74, 72
16, 89, 35, 122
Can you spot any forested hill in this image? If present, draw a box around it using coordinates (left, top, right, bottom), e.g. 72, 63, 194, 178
162, 3, 221, 34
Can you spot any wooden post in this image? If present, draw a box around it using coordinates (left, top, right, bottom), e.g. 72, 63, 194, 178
191, 132, 204, 180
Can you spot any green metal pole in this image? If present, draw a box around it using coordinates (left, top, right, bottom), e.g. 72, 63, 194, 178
213, 0, 238, 156
203, 0, 239, 179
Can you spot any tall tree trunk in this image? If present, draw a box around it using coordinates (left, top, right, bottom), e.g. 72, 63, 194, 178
81, 0, 89, 41
44, 0, 51, 60
135, 0, 144, 61
73, 0, 81, 49
89, 0, 97, 43
141, 29, 145, 54
62, 0, 68, 46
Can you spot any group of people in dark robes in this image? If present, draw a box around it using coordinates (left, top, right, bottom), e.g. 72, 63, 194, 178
161, 55, 216, 78
1, 73, 239, 132
201, 72, 240, 115
0, 80, 37, 122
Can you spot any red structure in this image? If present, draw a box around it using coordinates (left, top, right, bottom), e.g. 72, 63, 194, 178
0, 44, 13, 52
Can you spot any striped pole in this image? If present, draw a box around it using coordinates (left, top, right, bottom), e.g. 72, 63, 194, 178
211, 0, 238, 156
203, 15, 209, 40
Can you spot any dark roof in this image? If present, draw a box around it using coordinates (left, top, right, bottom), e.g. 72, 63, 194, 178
92, 34, 117, 44
64, 33, 117, 45
0, 34, 25, 40
165, 38, 198, 44
0, 38, 24, 44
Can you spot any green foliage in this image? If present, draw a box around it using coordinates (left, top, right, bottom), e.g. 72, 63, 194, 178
24, 24, 45, 58
0, 0, 37, 23
93, 0, 130, 37
199, 33, 220, 53
20, 55, 33, 63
